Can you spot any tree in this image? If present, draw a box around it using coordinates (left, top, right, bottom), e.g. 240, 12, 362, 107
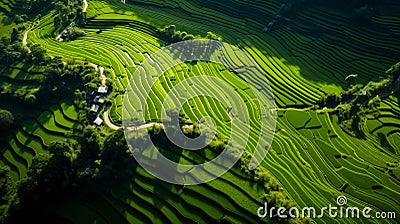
63, 24, 86, 41
0, 37, 23, 65
18, 153, 52, 198
79, 126, 101, 163
386, 61, 400, 75
29, 43, 46, 64
0, 109, 14, 130
54, 15, 61, 29
97, 129, 133, 182
166, 25, 176, 37
47, 140, 79, 173
75, 7, 86, 26
182, 34, 194, 41
0, 166, 18, 223
10, 28, 20, 43
318, 93, 341, 107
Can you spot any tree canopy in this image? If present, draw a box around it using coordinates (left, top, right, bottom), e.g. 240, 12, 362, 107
0, 166, 18, 223
0, 109, 14, 130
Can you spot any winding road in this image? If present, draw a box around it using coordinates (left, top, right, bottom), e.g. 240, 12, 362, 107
104, 109, 121, 130
22, 25, 33, 53
22, 30, 30, 52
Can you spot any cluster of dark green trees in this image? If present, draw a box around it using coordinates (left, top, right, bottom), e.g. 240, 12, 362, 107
157, 25, 221, 44
2, 128, 133, 223
29, 0, 85, 28
157, 25, 195, 44
318, 62, 400, 137
0, 26, 48, 66
0, 167, 18, 224
0, 29, 27, 65
53, 0, 86, 30
11, 0, 85, 29
0, 31, 45, 104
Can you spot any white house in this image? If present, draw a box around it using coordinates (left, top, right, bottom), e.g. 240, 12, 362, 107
90, 104, 100, 113
93, 117, 103, 126
98, 86, 108, 94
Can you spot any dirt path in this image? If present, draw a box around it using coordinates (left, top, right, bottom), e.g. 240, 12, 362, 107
99, 68, 106, 86
125, 122, 162, 131
125, 122, 198, 131
104, 109, 121, 130
83, 0, 88, 12
22, 30, 30, 53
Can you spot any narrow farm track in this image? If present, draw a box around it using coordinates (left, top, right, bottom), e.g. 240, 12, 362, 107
22, 29, 30, 52
104, 109, 121, 130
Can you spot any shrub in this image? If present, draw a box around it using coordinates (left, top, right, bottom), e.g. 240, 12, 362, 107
14, 15, 24, 24
206, 31, 221, 41
0, 109, 14, 130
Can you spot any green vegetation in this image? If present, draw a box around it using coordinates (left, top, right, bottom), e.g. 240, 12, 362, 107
0, 166, 18, 223
0, 109, 14, 130
59, 22, 86, 41
53, 0, 86, 29
0, 0, 399, 223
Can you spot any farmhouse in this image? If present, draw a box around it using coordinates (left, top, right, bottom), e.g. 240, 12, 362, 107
93, 117, 103, 126
90, 104, 100, 113
98, 86, 108, 94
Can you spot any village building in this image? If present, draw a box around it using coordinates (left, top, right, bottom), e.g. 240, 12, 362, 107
93, 117, 103, 126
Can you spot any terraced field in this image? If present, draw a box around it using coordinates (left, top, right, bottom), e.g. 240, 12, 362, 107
0, 102, 80, 178
271, 109, 400, 218
0, 0, 23, 13
58, 158, 271, 223
2, 0, 400, 223
0, 0, 23, 36
0, 63, 81, 180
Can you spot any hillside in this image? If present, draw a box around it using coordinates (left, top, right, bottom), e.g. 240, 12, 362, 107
0, 0, 399, 223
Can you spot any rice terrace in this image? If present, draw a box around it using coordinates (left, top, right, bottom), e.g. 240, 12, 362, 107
0, 0, 399, 223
